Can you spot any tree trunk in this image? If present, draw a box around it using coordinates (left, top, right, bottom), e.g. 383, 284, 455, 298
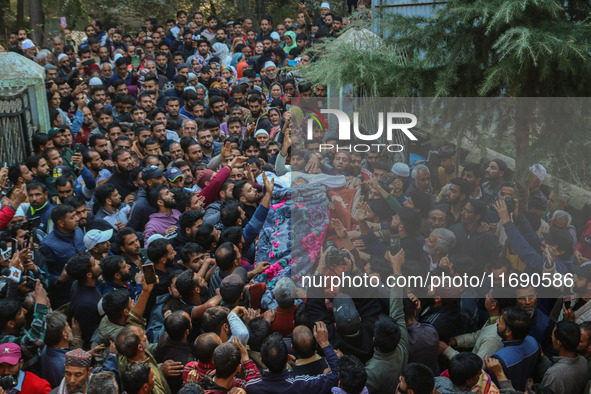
514, 99, 533, 210
255, 0, 265, 24
236, 0, 255, 23
28, 0, 43, 44
0, 0, 7, 37
16, 0, 24, 28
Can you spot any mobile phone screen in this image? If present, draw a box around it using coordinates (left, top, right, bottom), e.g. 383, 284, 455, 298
131, 55, 139, 68
142, 263, 157, 284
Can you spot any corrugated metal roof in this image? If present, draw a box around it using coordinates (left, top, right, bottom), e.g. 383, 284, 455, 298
371, 0, 444, 18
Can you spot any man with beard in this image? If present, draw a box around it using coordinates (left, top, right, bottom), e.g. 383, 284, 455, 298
128, 165, 166, 233
145, 238, 178, 315
88, 108, 113, 141
105, 149, 137, 200
7, 163, 33, 203
151, 121, 174, 154
437, 177, 471, 227
100, 255, 141, 300
156, 52, 175, 81
47, 127, 75, 169
208, 95, 228, 124
171, 160, 197, 192
105, 123, 122, 150
121, 361, 156, 394
77, 106, 95, 145
40, 204, 86, 308
231, 181, 260, 221
168, 143, 184, 162
180, 265, 226, 315
462, 162, 492, 204
244, 95, 272, 134
229, 84, 247, 108
53, 348, 94, 394
197, 128, 222, 166
88, 134, 111, 163
487, 307, 540, 392
262, 61, 279, 88
170, 210, 204, 251
145, 185, 182, 240
66, 253, 102, 347
0, 343, 51, 393
221, 174, 274, 266
132, 126, 153, 160
56, 53, 72, 79
164, 75, 188, 107
406, 164, 432, 196
116, 227, 146, 277
151, 108, 180, 143
26, 155, 52, 186
77, 149, 111, 200
562, 264, 591, 324
196, 38, 212, 60
481, 159, 508, 200
166, 97, 188, 124
93, 183, 131, 231
181, 138, 203, 168
422, 228, 456, 273
450, 199, 500, 266
25, 181, 54, 235
64, 196, 91, 233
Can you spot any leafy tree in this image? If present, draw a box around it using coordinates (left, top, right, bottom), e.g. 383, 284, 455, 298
302, 0, 591, 194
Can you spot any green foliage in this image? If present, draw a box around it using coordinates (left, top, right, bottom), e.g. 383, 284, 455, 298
301, 0, 591, 190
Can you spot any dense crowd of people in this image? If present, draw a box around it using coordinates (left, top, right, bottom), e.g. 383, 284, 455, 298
1, 3, 591, 394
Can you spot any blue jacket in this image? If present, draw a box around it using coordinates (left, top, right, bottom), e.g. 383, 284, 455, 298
503, 221, 574, 274
245, 344, 339, 394
146, 293, 171, 343
26, 201, 54, 235
491, 335, 541, 392
127, 188, 156, 233
39, 228, 86, 307
39, 346, 68, 388
73, 166, 96, 200
242, 204, 269, 264
101, 280, 142, 301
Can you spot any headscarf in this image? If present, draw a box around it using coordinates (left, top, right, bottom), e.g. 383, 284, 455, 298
212, 42, 231, 66
268, 107, 282, 126
283, 31, 297, 54
231, 53, 245, 68
188, 73, 198, 86
237, 61, 250, 79
197, 82, 209, 101
190, 55, 207, 74
221, 65, 237, 84
267, 82, 284, 104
